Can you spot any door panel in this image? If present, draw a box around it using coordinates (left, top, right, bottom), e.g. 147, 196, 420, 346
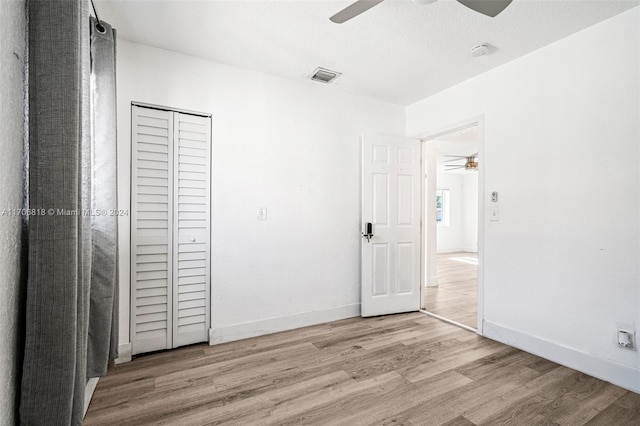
172, 112, 211, 347
361, 135, 421, 317
372, 173, 389, 225
372, 243, 389, 296
131, 106, 173, 354
396, 242, 414, 293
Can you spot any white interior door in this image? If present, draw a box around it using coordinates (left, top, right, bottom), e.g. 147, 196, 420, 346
131, 106, 174, 354
131, 105, 211, 355
361, 135, 421, 317
172, 112, 211, 347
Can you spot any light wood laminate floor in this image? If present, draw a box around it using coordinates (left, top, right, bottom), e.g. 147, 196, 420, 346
85, 313, 640, 425
424, 252, 478, 329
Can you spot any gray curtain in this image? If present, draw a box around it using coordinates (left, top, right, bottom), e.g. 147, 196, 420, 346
87, 16, 119, 378
20, 1, 118, 424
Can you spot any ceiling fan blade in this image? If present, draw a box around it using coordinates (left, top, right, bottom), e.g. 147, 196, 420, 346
330, 0, 385, 24
443, 158, 464, 163
445, 165, 464, 169
456, 0, 513, 17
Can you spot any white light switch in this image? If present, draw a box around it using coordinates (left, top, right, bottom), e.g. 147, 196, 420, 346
490, 207, 499, 221
257, 207, 267, 221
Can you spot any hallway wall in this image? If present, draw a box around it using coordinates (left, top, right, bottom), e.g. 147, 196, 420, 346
407, 7, 640, 392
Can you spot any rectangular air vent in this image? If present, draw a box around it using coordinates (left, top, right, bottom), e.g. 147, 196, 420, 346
309, 67, 342, 84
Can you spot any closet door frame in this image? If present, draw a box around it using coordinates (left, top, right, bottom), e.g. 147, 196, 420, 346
130, 102, 212, 355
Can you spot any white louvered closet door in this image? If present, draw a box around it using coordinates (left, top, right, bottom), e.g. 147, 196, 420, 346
131, 106, 174, 354
131, 105, 210, 355
172, 112, 211, 347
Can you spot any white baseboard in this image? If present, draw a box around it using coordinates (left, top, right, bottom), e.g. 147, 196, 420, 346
437, 249, 478, 254
483, 321, 640, 394
83, 377, 99, 418
115, 342, 132, 364
210, 304, 360, 345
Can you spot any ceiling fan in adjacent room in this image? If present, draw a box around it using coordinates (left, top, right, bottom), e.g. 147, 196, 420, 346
444, 153, 478, 172
330, 0, 513, 23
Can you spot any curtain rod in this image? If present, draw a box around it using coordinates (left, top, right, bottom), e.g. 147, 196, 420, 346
90, 0, 106, 33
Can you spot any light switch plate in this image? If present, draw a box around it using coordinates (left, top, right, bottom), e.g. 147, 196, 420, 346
490, 207, 499, 221
257, 207, 267, 221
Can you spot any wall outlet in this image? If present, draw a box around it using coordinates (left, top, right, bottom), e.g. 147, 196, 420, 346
617, 329, 636, 351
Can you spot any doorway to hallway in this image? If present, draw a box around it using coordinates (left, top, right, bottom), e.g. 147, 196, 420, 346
420, 118, 483, 332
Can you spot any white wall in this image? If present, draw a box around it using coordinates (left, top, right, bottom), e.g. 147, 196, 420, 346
408, 7, 640, 392
436, 172, 463, 253
116, 40, 405, 347
436, 172, 478, 253
0, 0, 26, 424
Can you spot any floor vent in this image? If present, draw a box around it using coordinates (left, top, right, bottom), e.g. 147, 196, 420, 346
309, 67, 342, 84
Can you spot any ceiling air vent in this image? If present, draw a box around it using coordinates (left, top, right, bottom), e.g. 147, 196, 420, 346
309, 67, 342, 84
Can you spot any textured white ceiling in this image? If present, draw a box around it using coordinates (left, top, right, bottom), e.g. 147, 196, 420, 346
96, 0, 639, 105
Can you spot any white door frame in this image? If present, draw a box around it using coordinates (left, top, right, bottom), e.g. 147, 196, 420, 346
416, 115, 485, 334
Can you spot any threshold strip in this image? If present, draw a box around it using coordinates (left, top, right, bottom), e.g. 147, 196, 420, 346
419, 309, 478, 334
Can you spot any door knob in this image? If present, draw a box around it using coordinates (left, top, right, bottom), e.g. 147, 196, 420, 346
362, 222, 373, 243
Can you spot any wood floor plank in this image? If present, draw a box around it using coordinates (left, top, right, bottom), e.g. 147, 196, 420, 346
468, 369, 627, 426
534, 374, 628, 425
454, 346, 539, 381
584, 400, 640, 426
402, 339, 506, 383
465, 366, 580, 424
85, 377, 156, 412
612, 390, 640, 409
387, 364, 542, 425
439, 416, 476, 426
333, 370, 474, 426
156, 371, 353, 426
260, 372, 408, 426
154, 342, 319, 391
84, 313, 640, 426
